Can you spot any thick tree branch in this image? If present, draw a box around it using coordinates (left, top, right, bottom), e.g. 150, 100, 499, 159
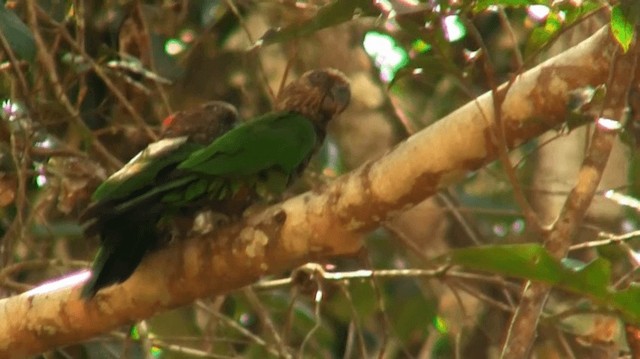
0, 26, 622, 358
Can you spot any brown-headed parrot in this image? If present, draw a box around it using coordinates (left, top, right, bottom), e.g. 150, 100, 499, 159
80, 68, 351, 298
160, 101, 239, 145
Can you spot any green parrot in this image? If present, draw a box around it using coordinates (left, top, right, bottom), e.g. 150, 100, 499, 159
80, 100, 239, 298
80, 68, 351, 298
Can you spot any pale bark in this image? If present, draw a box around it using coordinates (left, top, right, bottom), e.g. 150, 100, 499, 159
500, 31, 640, 359
0, 26, 624, 358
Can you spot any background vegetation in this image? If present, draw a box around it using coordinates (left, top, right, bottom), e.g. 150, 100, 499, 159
1, 0, 639, 358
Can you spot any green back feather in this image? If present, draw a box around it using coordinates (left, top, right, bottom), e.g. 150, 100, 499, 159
178, 112, 317, 176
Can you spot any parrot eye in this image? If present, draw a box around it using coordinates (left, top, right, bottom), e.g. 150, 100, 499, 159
331, 85, 351, 107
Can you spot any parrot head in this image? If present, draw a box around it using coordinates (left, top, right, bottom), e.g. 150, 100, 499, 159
160, 101, 239, 145
276, 68, 351, 126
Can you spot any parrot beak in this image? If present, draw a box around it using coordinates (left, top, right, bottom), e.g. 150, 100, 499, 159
319, 81, 350, 120
329, 83, 351, 114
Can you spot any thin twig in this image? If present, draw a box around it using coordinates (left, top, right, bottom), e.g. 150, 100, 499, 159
44, 13, 158, 141
500, 38, 639, 359
462, 15, 544, 233
437, 191, 484, 245
0, 30, 33, 107
223, 0, 276, 102
298, 281, 322, 358
194, 300, 284, 357
242, 288, 290, 357
449, 280, 515, 313
337, 283, 369, 358
24, 0, 123, 169
131, 2, 173, 117
497, 6, 524, 69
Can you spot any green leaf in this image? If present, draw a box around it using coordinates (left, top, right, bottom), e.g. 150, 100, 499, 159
254, 0, 378, 47
390, 293, 436, 341
394, 54, 456, 83
610, 3, 640, 53
0, 6, 36, 61
524, 11, 564, 59
436, 244, 640, 323
562, 1, 603, 25
184, 178, 207, 201
446, 244, 565, 283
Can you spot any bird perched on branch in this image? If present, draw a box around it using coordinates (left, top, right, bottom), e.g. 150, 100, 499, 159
80, 101, 239, 297
80, 68, 351, 298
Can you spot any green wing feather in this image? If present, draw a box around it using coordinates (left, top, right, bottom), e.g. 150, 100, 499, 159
178, 112, 317, 176
89, 112, 317, 214
91, 137, 201, 202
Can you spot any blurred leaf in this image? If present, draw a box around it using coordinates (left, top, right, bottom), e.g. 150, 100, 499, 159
389, 288, 436, 341
560, 257, 589, 271
61, 52, 92, 73
610, 2, 640, 53
621, 125, 638, 150
254, 0, 379, 47
562, 0, 603, 25
326, 280, 376, 326
474, 0, 550, 12
524, 11, 563, 59
436, 244, 640, 323
628, 148, 640, 211
258, 291, 336, 348
392, 53, 459, 87
0, 174, 16, 207
0, 6, 36, 61
30, 221, 84, 237
107, 55, 172, 85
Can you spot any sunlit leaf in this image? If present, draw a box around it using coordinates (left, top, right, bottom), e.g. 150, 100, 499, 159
363, 31, 409, 82
610, 3, 640, 53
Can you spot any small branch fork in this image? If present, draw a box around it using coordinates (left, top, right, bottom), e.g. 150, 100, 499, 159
500, 39, 640, 359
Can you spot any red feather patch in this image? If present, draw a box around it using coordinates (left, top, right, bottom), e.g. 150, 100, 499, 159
161, 114, 176, 130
